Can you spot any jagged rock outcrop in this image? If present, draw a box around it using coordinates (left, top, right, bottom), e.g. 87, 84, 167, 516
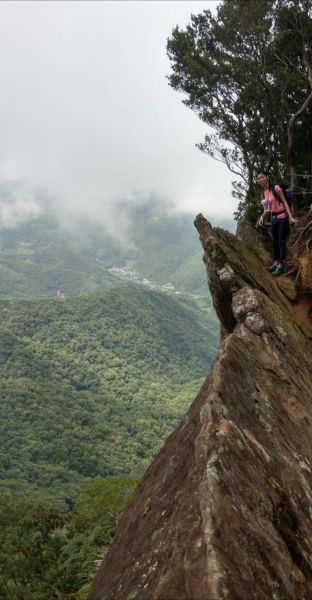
88, 215, 312, 600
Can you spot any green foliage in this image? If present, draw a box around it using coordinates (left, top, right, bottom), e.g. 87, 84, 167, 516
0, 206, 234, 301
123, 213, 214, 296
167, 0, 312, 220
234, 193, 261, 224
0, 212, 122, 299
0, 493, 65, 599
0, 476, 137, 599
0, 192, 221, 595
0, 285, 218, 507
71, 476, 137, 536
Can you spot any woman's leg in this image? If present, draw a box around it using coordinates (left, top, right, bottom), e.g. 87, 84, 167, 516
271, 220, 280, 261
278, 221, 289, 262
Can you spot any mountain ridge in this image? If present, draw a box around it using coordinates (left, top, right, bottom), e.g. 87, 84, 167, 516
88, 215, 312, 600
0, 206, 234, 300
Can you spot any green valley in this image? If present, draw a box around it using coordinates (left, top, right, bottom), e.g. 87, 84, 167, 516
0, 206, 220, 598
0, 205, 234, 301
0, 284, 218, 508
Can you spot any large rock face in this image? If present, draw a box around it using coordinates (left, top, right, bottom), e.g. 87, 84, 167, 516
88, 215, 312, 600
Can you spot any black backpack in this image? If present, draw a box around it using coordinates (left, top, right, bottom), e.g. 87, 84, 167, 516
272, 183, 293, 212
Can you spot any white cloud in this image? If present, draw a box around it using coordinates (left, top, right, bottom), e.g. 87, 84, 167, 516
0, 1, 235, 230
0, 180, 44, 228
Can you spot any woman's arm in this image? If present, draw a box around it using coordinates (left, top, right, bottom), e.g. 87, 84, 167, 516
277, 189, 297, 224
259, 211, 268, 225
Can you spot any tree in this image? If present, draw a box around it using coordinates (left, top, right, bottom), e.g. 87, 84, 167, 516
0, 493, 65, 599
273, 0, 312, 199
0, 478, 138, 600
167, 0, 312, 220
71, 476, 137, 536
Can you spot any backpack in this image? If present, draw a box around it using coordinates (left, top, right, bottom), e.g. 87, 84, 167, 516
272, 183, 293, 213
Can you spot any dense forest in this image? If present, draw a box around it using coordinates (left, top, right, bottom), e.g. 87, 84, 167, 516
0, 476, 137, 599
0, 221, 219, 597
0, 285, 218, 507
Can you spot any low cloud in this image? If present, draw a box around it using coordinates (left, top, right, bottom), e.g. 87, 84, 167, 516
0, 1, 234, 235
0, 180, 45, 229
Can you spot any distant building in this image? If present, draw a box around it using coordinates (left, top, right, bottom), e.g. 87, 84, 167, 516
57, 289, 65, 299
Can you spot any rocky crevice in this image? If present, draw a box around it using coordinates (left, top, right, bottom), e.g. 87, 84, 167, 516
88, 215, 312, 600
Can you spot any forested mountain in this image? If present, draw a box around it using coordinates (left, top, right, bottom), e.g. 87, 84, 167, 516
0, 203, 234, 300
0, 198, 222, 597
0, 284, 218, 598
0, 196, 222, 597
0, 284, 218, 508
0, 212, 122, 299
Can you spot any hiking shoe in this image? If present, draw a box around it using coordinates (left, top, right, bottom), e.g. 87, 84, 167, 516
267, 263, 278, 272
272, 265, 284, 276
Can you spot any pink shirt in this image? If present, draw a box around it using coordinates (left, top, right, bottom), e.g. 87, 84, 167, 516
263, 185, 287, 219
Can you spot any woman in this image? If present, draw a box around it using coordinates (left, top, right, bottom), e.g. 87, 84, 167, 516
257, 170, 297, 276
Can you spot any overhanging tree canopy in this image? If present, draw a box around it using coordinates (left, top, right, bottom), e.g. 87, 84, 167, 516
167, 0, 312, 220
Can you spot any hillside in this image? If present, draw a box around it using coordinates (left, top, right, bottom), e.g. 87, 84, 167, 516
0, 201, 221, 598
0, 213, 121, 299
0, 284, 218, 508
120, 214, 211, 297
0, 204, 234, 300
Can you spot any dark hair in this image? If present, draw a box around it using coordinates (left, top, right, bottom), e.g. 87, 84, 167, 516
256, 170, 272, 200
256, 169, 270, 178
256, 169, 271, 199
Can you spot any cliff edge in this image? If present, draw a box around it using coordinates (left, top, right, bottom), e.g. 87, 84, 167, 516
88, 215, 312, 600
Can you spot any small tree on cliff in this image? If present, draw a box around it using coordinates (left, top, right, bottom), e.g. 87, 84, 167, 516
167, 0, 312, 220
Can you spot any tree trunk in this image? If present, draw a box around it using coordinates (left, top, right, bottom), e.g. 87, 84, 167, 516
287, 114, 297, 212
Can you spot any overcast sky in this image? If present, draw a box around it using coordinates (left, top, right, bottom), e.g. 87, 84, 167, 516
0, 0, 235, 230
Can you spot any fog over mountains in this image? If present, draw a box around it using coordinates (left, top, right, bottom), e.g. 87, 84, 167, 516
0, 178, 235, 233
0, 179, 235, 303
0, 1, 235, 225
